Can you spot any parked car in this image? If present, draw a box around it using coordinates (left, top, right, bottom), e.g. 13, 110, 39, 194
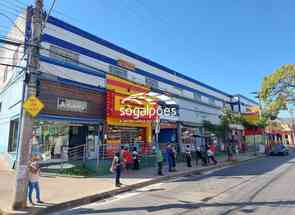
270, 143, 289, 156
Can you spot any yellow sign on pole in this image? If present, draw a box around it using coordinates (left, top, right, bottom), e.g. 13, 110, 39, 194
22, 96, 44, 117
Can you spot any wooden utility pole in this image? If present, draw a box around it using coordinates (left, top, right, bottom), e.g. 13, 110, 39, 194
12, 0, 43, 209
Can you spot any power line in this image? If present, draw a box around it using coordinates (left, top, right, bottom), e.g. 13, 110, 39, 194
0, 1, 25, 15
0, 13, 25, 35
0, 63, 26, 69
0, 8, 26, 20
0, 46, 23, 53
43, 0, 57, 32
13, 0, 28, 8
4, 0, 27, 8
2, 0, 26, 10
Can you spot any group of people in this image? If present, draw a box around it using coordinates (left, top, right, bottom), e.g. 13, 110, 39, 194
110, 146, 140, 187
186, 142, 218, 168
111, 142, 219, 187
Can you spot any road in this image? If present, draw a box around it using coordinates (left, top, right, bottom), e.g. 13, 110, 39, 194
52, 152, 295, 215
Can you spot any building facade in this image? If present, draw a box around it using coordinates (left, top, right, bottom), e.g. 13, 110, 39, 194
0, 7, 258, 169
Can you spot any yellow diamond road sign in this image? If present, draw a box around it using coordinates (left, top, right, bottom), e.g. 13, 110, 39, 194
23, 96, 44, 117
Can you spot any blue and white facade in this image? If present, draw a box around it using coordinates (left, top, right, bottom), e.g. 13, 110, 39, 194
0, 6, 258, 166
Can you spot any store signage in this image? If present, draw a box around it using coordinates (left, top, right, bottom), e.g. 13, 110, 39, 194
117, 59, 136, 71
23, 95, 44, 117
107, 91, 178, 122
57, 97, 87, 113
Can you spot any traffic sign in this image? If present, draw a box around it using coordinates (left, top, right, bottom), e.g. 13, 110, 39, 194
22, 96, 44, 117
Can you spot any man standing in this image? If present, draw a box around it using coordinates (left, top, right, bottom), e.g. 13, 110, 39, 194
156, 148, 164, 175
166, 144, 174, 172
111, 152, 122, 187
28, 156, 43, 205
185, 145, 192, 167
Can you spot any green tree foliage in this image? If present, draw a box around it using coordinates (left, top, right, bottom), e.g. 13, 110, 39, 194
203, 108, 243, 141
259, 64, 295, 117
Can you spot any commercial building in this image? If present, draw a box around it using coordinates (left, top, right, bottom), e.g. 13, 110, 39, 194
0, 6, 258, 170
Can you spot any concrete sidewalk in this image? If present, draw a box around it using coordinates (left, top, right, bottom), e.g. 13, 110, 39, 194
0, 152, 262, 215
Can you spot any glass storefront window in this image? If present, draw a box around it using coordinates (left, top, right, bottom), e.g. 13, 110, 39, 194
104, 126, 146, 159
33, 121, 70, 160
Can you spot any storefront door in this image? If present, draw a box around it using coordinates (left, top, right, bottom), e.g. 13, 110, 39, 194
86, 126, 100, 159
69, 126, 88, 148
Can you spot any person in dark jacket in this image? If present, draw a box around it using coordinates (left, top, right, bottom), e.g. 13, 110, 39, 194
185, 145, 192, 167
166, 144, 174, 172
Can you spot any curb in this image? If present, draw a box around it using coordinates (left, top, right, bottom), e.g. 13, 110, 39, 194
4, 155, 266, 215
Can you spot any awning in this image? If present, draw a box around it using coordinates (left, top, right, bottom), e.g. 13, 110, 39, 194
37, 114, 103, 125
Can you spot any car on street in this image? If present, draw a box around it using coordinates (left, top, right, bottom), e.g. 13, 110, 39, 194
270, 143, 289, 156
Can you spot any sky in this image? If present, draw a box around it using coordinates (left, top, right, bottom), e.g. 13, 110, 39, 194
1, 0, 295, 102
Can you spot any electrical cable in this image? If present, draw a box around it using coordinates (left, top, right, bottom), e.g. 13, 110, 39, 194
0, 13, 25, 35
0, 1, 24, 15
43, 0, 57, 32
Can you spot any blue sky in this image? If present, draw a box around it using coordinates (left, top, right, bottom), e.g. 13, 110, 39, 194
1, 0, 295, 102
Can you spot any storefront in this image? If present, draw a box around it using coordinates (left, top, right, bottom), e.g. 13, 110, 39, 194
105, 75, 153, 158
33, 79, 105, 160
158, 121, 177, 150
180, 123, 204, 152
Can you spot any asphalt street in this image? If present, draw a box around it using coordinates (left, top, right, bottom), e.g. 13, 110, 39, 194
52, 152, 295, 215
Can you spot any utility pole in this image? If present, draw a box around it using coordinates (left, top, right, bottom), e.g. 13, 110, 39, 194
12, 0, 43, 209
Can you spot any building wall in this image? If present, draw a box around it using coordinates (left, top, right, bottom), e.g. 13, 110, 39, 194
41, 16, 232, 105
175, 97, 221, 125
0, 74, 24, 153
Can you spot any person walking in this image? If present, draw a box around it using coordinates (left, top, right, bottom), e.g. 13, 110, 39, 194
156, 148, 164, 175
185, 145, 192, 167
110, 152, 122, 187
132, 147, 140, 170
28, 156, 43, 205
122, 147, 133, 170
166, 144, 174, 172
194, 135, 206, 166
207, 143, 218, 165
171, 144, 177, 171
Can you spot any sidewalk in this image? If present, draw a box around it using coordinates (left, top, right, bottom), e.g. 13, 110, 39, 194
0, 152, 263, 215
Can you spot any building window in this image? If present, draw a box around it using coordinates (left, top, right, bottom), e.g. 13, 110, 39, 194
145, 77, 159, 88
49, 45, 79, 65
3, 66, 8, 83
209, 97, 215, 106
8, 119, 19, 152
109, 65, 127, 79
194, 92, 201, 101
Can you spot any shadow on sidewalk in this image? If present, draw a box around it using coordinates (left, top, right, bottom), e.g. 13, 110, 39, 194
172, 151, 295, 184
63, 199, 295, 214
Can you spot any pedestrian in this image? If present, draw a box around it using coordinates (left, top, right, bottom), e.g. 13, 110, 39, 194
185, 145, 192, 167
132, 147, 140, 170
156, 147, 164, 175
110, 152, 122, 187
207, 143, 217, 165
203, 142, 209, 165
194, 135, 206, 166
122, 147, 133, 170
166, 144, 174, 172
171, 144, 177, 171
28, 156, 43, 205
227, 140, 233, 161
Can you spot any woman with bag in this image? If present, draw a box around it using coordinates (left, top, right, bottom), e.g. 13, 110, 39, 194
110, 152, 122, 187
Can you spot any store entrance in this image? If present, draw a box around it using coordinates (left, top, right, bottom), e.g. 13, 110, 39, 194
69, 126, 88, 148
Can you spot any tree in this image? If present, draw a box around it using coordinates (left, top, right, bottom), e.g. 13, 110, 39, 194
203, 108, 243, 142
259, 64, 295, 117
